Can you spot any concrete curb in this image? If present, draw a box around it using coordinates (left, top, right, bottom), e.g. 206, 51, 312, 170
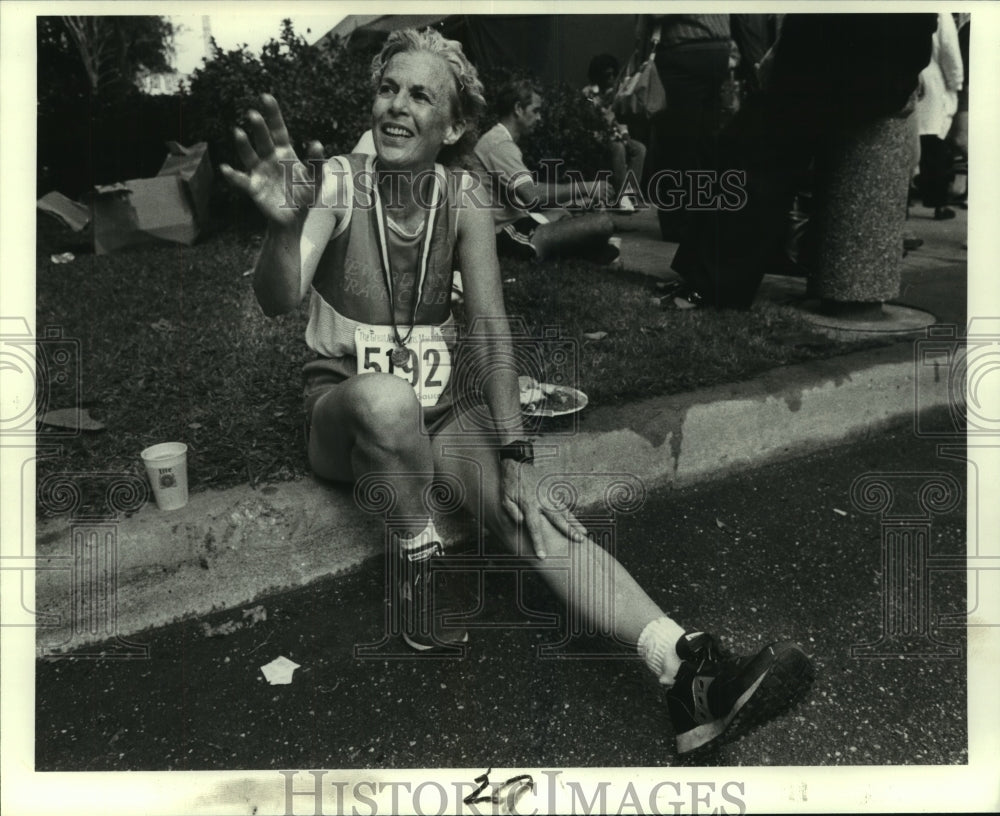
35, 341, 948, 653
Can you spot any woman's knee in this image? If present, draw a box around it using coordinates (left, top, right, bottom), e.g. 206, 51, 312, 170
319, 373, 422, 440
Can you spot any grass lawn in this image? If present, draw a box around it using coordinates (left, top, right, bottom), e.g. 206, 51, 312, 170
35, 221, 886, 513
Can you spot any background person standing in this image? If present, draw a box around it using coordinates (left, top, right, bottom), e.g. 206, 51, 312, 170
668, 13, 938, 310
641, 14, 732, 242
914, 12, 964, 220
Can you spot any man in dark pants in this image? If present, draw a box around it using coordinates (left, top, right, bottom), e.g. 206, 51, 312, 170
668, 13, 938, 310
642, 14, 732, 243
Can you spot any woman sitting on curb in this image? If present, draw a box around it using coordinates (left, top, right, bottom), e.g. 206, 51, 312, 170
220, 27, 815, 757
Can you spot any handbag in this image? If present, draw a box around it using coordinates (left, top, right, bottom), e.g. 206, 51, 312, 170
613, 24, 666, 118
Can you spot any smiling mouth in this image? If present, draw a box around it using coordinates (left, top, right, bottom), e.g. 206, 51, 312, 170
381, 123, 414, 139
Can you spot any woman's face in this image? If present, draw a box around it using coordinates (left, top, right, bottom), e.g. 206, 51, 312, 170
372, 50, 465, 170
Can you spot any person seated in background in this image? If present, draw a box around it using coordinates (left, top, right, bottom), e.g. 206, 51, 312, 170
583, 53, 646, 211
473, 79, 620, 265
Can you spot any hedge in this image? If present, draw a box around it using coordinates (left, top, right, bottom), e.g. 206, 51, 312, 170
38, 21, 619, 220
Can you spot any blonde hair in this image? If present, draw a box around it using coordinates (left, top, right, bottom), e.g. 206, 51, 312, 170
370, 28, 487, 126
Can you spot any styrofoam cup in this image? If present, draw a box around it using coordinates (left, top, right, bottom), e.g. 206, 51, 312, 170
141, 442, 188, 511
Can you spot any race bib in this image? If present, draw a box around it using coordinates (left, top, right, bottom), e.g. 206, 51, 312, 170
354, 324, 452, 407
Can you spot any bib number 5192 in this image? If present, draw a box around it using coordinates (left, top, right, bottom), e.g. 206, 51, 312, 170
355, 325, 451, 407
361, 345, 444, 388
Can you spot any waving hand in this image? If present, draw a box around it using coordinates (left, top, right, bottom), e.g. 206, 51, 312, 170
220, 94, 325, 225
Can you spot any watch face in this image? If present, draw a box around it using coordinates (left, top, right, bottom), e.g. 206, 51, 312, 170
501, 441, 534, 462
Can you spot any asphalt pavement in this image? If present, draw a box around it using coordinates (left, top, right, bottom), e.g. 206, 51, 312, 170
36, 423, 967, 772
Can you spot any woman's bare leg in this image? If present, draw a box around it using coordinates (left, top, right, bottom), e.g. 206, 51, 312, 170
309, 373, 433, 535
430, 419, 678, 645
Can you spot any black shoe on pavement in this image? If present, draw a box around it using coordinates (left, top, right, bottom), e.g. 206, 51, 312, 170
398, 542, 469, 652
934, 206, 956, 221
666, 633, 815, 755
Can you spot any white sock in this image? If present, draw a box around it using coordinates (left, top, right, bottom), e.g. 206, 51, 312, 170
637, 617, 686, 687
398, 520, 439, 559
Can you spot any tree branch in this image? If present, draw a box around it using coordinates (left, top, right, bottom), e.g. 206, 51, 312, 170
61, 16, 111, 94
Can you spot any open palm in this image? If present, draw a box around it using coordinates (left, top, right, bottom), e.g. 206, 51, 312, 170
220, 94, 325, 225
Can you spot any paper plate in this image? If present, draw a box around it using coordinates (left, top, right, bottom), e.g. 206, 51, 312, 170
519, 377, 588, 417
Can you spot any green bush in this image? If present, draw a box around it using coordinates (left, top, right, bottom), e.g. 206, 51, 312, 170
37, 18, 617, 207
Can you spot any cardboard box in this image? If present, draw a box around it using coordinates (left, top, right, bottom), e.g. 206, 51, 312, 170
91, 142, 213, 255
157, 141, 213, 228
37, 191, 91, 232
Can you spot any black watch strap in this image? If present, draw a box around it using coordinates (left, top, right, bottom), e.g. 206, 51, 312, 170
498, 439, 534, 464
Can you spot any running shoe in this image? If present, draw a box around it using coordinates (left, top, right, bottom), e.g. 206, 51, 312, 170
397, 541, 469, 652
666, 632, 815, 755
